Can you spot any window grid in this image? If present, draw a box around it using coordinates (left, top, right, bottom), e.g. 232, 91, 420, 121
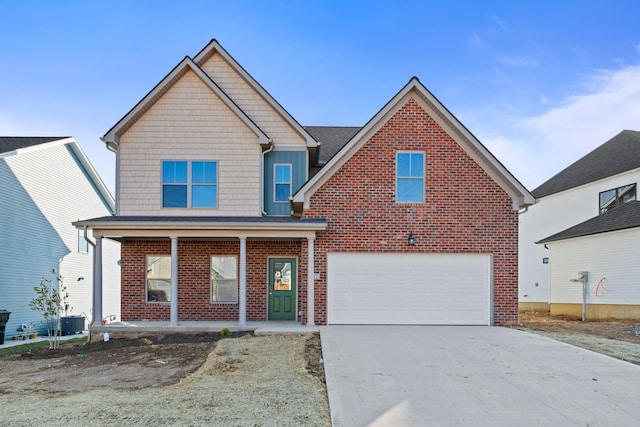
162, 161, 217, 208
396, 152, 425, 203
274, 163, 292, 203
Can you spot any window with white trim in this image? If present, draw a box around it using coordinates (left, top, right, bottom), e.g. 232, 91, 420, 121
396, 152, 425, 203
599, 183, 636, 214
211, 256, 238, 303
274, 164, 292, 202
162, 161, 217, 208
146, 255, 171, 303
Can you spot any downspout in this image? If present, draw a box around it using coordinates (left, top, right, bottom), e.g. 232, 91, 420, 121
101, 136, 120, 215
83, 226, 96, 342
261, 140, 274, 216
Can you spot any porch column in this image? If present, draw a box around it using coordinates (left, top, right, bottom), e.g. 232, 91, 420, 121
307, 237, 315, 326
91, 235, 103, 327
170, 236, 179, 326
238, 236, 247, 326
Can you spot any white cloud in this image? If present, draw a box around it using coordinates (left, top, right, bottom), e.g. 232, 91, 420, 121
476, 64, 640, 190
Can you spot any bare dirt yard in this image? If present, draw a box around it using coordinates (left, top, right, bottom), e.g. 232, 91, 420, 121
0, 333, 330, 426
516, 311, 640, 365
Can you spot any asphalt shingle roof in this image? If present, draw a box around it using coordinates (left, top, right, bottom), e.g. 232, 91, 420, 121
532, 130, 640, 198
304, 126, 361, 164
0, 137, 69, 154
537, 200, 640, 243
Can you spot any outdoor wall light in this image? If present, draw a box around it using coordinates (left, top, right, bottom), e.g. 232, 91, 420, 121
408, 233, 415, 246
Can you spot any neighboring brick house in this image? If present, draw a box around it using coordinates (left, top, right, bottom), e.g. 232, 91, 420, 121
76, 40, 533, 327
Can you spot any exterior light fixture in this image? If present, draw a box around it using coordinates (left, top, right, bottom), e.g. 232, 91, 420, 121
408, 233, 415, 246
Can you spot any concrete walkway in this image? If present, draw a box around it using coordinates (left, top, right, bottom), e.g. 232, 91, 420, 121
320, 325, 640, 426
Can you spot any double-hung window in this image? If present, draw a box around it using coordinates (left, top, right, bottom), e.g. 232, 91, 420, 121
396, 152, 425, 203
211, 256, 238, 303
162, 161, 217, 208
274, 164, 292, 202
146, 255, 171, 303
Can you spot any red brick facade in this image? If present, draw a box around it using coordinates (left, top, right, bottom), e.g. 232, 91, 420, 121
118, 97, 518, 326
302, 98, 519, 326
120, 239, 303, 321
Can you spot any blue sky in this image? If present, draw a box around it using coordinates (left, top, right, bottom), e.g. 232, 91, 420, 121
2, 1, 640, 195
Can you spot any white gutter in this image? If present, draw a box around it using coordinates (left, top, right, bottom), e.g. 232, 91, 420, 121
261, 140, 274, 216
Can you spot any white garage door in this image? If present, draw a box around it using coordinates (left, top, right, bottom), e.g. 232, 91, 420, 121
327, 253, 492, 325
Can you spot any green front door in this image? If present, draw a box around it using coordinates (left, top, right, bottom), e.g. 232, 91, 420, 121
268, 258, 297, 320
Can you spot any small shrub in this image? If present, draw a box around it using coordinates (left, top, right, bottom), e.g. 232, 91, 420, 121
219, 328, 231, 337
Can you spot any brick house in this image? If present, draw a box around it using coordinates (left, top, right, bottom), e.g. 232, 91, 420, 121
76, 40, 533, 327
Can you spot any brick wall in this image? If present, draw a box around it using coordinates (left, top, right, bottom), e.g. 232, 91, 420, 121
302, 98, 519, 326
120, 239, 302, 321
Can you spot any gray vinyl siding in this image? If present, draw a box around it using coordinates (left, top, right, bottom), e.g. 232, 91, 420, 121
264, 151, 307, 216
0, 143, 119, 337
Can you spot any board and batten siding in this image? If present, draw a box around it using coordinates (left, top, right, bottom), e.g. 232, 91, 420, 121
548, 228, 640, 305
200, 54, 307, 150
0, 143, 120, 337
118, 69, 262, 216
264, 150, 307, 216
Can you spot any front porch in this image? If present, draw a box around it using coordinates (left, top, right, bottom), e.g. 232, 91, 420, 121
90, 320, 319, 340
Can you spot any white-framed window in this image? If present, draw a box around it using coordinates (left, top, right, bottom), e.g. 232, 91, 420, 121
78, 228, 88, 253
274, 164, 292, 202
396, 151, 425, 203
211, 256, 238, 303
162, 160, 217, 208
146, 255, 171, 303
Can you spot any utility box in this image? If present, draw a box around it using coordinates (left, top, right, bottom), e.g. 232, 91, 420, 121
61, 315, 85, 335
0, 310, 10, 345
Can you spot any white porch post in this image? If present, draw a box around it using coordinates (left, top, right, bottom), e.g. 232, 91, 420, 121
91, 235, 103, 327
239, 236, 247, 327
170, 236, 179, 326
307, 237, 315, 326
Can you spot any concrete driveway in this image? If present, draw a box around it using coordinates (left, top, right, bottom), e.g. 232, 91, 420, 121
320, 325, 640, 426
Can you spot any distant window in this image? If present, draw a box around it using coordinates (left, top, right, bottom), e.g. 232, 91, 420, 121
78, 229, 88, 253
599, 183, 636, 214
146, 256, 171, 303
274, 164, 292, 202
162, 161, 217, 208
396, 152, 425, 203
211, 256, 238, 303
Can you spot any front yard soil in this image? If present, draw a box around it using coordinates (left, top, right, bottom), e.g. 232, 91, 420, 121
0, 333, 329, 426
516, 311, 640, 365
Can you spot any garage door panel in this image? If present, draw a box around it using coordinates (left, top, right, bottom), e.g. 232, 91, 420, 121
327, 253, 491, 325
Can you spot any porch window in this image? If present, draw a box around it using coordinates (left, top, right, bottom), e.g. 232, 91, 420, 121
211, 256, 238, 303
146, 255, 171, 303
162, 160, 217, 208
599, 183, 636, 214
274, 164, 292, 202
396, 152, 425, 203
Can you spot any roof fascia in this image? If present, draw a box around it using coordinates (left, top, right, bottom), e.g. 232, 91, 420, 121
193, 39, 318, 148
293, 78, 535, 211
102, 56, 270, 149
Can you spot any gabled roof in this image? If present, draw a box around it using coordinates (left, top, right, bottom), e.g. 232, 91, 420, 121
193, 39, 318, 149
0, 136, 70, 154
102, 54, 271, 150
0, 137, 115, 213
537, 200, 640, 243
533, 130, 640, 198
292, 77, 535, 212
304, 126, 361, 164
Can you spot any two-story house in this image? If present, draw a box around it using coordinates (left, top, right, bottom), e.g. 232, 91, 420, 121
76, 40, 533, 327
520, 130, 640, 319
1, 137, 120, 339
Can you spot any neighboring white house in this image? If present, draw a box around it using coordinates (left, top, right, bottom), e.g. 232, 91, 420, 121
537, 201, 640, 319
519, 130, 640, 317
0, 137, 120, 339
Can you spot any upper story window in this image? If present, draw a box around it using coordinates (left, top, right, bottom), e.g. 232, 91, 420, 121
162, 161, 217, 208
396, 152, 425, 203
274, 164, 292, 202
599, 183, 636, 214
